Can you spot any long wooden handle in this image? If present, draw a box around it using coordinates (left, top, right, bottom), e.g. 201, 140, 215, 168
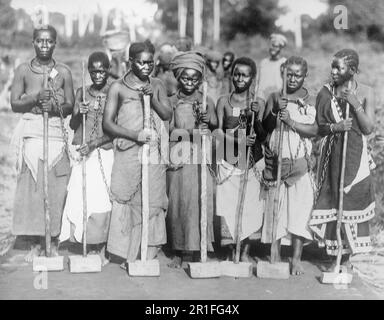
335, 80, 351, 272
271, 67, 287, 263
234, 81, 259, 263
42, 67, 51, 257
141, 94, 151, 262
200, 81, 208, 263
81, 61, 88, 256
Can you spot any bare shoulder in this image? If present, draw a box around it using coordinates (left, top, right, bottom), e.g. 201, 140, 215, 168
216, 95, 228, 107
14, 62, 29, 74
108, 79, 125, 93
55, 62, 72, 76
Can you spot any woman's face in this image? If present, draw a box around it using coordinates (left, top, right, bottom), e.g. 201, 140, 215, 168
285, 63, 306, 93
232, 64, 253, 93
331, 57, 352, 86
89, 60, 109, 89
131, 51, 154, 81
179, 69, 202, 94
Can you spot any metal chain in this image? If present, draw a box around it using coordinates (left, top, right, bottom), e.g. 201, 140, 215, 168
48, 79, 81, 162
314, 134, 337, 203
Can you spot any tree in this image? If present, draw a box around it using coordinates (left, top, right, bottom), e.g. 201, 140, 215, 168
221, 0, 284, 41
152, 0, 284, 42
316, 0, 384, 40
0, 0, 16, 46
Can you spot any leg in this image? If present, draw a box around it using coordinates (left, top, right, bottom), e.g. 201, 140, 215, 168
240, 239, 251, 262
224, 244, 234, 261
24, 236, 42, 262
270, 239, 281, 263
50, 237, 60, 257
291, 234, 305, 276
192, 250, 200, 262
167, 250, 183, 268
146, 246, 160, 260
98, 243, 110, 267
341, 254, 352, 271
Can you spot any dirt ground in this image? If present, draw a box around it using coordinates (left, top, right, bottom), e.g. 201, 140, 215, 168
0, 239, 382, 300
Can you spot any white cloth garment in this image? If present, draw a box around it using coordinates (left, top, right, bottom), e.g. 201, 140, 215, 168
216, 159, 265, 241
60, 148, 113, 242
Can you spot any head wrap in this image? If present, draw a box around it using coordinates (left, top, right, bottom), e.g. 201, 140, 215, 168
205, 50, 222, 62
170, 51, 206, 80
270, 33, 287, 48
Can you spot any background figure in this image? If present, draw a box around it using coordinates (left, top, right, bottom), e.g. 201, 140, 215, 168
102, 30, 130, 79
221, 51, 235, 96
256, 33, 287, 102
205, 50, 224, 105
154, 43, 178, 97
174, 36, 193, 52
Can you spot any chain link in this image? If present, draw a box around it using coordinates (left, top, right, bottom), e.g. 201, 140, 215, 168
48, 79, 81, 162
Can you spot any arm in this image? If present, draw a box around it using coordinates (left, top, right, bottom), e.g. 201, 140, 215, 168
347, 86, 375, 135
11, 64, 38, 113
151, 80, 173, 121
57, 65, 75, 117
102, 82, 142, 142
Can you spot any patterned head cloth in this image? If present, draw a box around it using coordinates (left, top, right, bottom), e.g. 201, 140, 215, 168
170, 51, 206, 80
270, 33, 287, 48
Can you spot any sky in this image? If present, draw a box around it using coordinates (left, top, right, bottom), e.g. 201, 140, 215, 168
11, 0, 328, 32
11, 0, 158, 19
277, 0, 328, 31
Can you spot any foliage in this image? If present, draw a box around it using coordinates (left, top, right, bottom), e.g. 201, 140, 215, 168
308, 0, 384, 43
0, 0, 16, 47
151, 0, 284, 43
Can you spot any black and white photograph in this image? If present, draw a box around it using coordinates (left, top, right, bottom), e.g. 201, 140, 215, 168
0, 0, 383, 303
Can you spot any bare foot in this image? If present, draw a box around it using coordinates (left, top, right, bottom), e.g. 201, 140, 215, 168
146, 246, 160, 260
240, 252, 251, 263
98, 247, 109, 267
291, 259, 305, 276
270, 242, 281, 263
100, 254, 110, 267
167, 256, 182, 268
24, 245, 41, 263
50, 245, 59, 257
120, 262, 127, 271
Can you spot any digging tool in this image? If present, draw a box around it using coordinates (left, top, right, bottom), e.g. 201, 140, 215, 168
33, 66, 64, 272
220, 81, 261, 278
69, 61, 102, 273
188, 81, 221, 278
257, 67, 290, 279
321, 81, 353, 285
127, 94, 160, 276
